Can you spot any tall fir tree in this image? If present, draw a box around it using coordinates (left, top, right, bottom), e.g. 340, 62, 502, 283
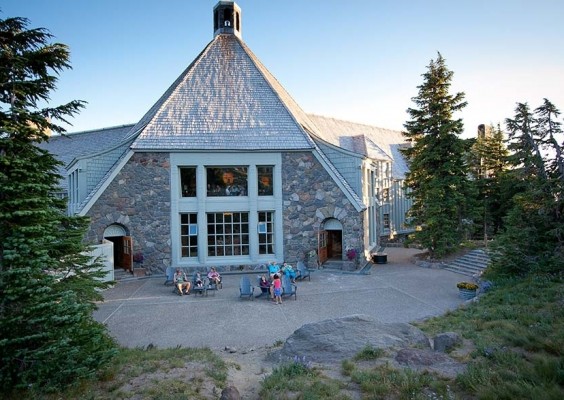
402, 53, 475, 258
468, 124, 511, 241
488, 100, 563, 277
0, 16, 116, 393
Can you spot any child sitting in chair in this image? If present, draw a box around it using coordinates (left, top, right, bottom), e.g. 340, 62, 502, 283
194, 272, 204, 288
207, 267, 221, 287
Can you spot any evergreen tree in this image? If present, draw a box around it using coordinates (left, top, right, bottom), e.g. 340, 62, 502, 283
468, 124, 511, 241
402, 53, 475, 258
0, 16, 116, 393
488, 100, 564, 277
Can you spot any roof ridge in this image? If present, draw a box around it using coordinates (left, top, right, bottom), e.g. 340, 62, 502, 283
123, 37, 219, 142
307, 113, 404, 133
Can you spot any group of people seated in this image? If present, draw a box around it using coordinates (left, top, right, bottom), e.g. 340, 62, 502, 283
173, 266, 222, 296
256, 261, 299, 302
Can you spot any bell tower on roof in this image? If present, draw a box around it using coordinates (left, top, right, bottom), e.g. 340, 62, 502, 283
213, 1, 242, 39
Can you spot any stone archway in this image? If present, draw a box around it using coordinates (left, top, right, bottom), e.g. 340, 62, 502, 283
103, 224, 133, 272
320, 218, 344, 261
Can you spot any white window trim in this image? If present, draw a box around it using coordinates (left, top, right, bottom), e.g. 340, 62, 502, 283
170, 153, 283, 267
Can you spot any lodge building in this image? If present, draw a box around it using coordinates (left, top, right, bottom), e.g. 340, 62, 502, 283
41, 1, 412, 275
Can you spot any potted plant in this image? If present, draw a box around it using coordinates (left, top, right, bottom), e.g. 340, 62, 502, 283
133, 252, 144, 264
346, 248, 357, 262
457, 281, 478, 300
132, 252, 147, 277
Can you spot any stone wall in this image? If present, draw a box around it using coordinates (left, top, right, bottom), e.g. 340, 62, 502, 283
85, 152, 171, 274
282, 152, 364, 264
85, 151, 364, 274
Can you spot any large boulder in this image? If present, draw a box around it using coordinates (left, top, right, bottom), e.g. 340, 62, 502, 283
273, 314, 430, 364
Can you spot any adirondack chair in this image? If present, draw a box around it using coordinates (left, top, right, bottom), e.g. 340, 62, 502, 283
281, 275, 297, 300
164, 266, 175, 286
239, 276, 254, 300
191, 272, 208, 296
255, 275, 272, 299
296, 261, 311, 281
206, 267, 222, 291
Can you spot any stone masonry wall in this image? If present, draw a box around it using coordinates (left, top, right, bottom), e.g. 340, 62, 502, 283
85, 152, 171, 274
282, 152, 364, 265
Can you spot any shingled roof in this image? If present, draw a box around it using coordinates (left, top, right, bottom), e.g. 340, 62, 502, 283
36, 124, 134, 191
307, 114, 410, 179
127, 34, 319, 151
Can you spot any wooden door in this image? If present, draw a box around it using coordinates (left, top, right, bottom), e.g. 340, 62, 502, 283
318, 230, 328, 265
122, 236, 133, 272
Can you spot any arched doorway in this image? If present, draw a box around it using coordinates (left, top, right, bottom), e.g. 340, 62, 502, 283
103, 224, 133, 272
318, 218, 343, 265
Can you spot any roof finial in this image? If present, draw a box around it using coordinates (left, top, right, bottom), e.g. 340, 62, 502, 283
213, 1, 242, 39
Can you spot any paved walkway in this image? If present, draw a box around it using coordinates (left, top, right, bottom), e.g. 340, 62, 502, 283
93, 248, 467, 350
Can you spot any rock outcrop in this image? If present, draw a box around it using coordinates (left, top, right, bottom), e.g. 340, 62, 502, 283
272, 314, 431, 364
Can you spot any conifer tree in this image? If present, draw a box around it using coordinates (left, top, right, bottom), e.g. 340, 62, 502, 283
468, 124, 511, 241
489, 100, 563, 276
0, 16, 116, 393
402, 53, 475, 258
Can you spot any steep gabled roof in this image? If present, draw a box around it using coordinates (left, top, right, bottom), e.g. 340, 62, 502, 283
128, 34, 318, 151
307, 114, 409, 179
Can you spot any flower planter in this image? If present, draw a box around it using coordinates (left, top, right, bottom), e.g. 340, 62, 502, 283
372, 254, 387, 264
458, 288, 477, 300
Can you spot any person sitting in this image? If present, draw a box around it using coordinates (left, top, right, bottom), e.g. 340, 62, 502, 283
173, 268, 191, 296
267, 261, 280, 280
281, 261, 297, 283
256, 274, 271, 298
194, 272, 204, 288
207, 267, 222, 287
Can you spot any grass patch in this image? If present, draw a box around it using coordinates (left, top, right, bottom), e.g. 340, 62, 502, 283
417, 274, 564, 399
353, 344, 386, 361
15, 345, 228, 400
259, 358, 349, 399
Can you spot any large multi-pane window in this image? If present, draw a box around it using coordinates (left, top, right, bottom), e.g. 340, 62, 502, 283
180, 167, 197, 197
207, 167, 248, 196
257, 165, 273, 196
258, 211, 274, 254
207, 212, 249, 256
180, 213, 198, 257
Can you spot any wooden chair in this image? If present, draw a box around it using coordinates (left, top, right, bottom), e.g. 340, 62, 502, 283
191, 272, 208, 296
239, 276, 255, 300
255, 275, 272, 299
281, 275, 297, 300
206, 269, 223, 290
164, 266, 175, 286
296, 261, 311, 281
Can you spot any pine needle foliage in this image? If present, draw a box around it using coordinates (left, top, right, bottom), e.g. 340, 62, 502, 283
0, 16, 117, 393
402, 53, 475, 258
467, 124, 512, 240
488, 99, 564, 277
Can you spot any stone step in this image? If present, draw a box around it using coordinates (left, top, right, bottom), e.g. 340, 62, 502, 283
114, 269, 133, 281
443, 249, 490, 277
321, 260, 357, 271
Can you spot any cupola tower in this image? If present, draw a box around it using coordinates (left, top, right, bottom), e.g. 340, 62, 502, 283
213, 1, 242, 39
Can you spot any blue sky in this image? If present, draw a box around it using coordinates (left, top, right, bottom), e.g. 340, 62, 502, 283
3, 0, 563, 138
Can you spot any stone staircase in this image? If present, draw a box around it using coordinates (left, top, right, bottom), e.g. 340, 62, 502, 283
442, 249, 491, 277
114, 268, 133, 281
321, 259, 358, 272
